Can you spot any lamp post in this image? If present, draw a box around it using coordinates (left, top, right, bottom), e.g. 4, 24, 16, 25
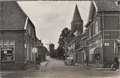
32, 47, 37, 67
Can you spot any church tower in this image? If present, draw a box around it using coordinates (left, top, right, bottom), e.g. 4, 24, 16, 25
71, 4, 83, 35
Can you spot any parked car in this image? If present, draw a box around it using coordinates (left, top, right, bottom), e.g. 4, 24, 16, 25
64, 56, 75, 66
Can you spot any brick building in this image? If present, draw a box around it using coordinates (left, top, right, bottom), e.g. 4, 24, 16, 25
86, 1, 120, 68
61, 1, 120, 68
0, 1, 37, 70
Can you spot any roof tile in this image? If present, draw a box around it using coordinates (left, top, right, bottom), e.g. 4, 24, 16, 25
94, 1, 120, 11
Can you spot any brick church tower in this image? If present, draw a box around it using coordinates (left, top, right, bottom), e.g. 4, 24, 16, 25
71, 4, 83, 35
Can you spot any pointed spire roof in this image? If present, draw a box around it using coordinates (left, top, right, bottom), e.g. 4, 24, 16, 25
72, 4, 82, 21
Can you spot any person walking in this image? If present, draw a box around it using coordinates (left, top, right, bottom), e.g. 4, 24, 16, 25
35, 55, 41, 70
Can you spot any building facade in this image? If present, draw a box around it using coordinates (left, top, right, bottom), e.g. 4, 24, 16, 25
0, 2, 37, 70
60, 1, 120, 68
86, 1, 120, 67
58, 5, 84, 63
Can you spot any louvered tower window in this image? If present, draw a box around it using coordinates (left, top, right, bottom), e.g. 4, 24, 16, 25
115, 1, 120, 6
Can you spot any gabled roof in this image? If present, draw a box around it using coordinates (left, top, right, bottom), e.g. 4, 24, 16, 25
94, 1, 120, 11
36, 38, 43, 47
87, 1, 120, 24
0, 2, 27, 30
0, 1, 35, 31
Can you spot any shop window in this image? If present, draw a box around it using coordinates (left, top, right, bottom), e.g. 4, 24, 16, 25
0, 40, 15, 61
1, 48, 14, 61
9, 40, 14, 45
0, 40, 3, 47
3, 40, 9, 47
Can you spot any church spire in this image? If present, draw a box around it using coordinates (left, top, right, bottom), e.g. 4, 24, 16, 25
72, 4, 82, 21
71, 4, 83, 34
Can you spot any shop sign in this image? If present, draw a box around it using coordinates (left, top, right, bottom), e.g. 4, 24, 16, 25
104, 43, 109, 46
1, 48, 13, 50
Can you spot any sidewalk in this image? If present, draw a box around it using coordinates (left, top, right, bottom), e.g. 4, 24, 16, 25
26, 60, 49, 72
0, 61, 49, 77
75, 63, 112, 71
0, 71, 15, 77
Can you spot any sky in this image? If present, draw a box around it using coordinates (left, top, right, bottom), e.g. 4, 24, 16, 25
18, 1, 91, 49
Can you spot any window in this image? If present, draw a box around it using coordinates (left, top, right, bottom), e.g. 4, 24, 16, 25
28, 25, 31, 36
93, 22, 95, 35
95, 20, 99, 34
115, 1, 120, 6
0, 40, 15, 61
118, 1, 120, 5
0, 40, 3, 47
3, 40, 9, 47
89, 27, 91, 38
1, 48, 14, 61
9, 40, 14, 45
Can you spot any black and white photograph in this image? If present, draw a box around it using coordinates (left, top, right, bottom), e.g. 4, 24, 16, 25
0, 0, 120, 78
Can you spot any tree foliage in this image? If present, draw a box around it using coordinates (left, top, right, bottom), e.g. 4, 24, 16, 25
58, 27, 74, 43
56, 46, 65, 59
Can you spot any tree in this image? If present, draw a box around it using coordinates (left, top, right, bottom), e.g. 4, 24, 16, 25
56, 46, 65, 60
61, 28, 70, 37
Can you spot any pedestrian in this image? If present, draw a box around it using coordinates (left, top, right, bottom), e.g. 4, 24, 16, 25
24, 59, 28, 70
111, 57, 119, 71
35, 55, 41, 70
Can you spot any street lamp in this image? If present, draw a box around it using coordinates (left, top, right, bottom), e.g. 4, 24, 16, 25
32, 47, 38, 67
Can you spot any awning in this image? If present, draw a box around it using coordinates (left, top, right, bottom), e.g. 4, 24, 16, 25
89, 48, 96, 55
94, 47, 102, 54
89, 47, 102, 55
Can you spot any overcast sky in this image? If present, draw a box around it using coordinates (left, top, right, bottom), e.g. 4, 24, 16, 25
18, 1, 91, 49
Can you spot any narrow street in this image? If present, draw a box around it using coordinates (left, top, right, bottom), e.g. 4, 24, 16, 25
1, 1, 120, 78
1, 56, 120, 78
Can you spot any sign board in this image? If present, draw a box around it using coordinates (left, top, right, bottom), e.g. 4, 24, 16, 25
104, 43, 109, 46
67, 56, 73, 59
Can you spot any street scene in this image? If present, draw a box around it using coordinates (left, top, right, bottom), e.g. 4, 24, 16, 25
1, 0, 120, 78
1, 56, 120, 78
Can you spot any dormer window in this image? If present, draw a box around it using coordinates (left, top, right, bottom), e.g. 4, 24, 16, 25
118, 1, 120, 5
115, 1, 120, 6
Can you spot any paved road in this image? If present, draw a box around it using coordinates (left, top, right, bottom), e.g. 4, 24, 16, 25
0, 71, 15, 77
1, 56, 120, 78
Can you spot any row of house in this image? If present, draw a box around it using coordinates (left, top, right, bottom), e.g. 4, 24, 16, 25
59, 1, 120, 68
0, 1, 47, 70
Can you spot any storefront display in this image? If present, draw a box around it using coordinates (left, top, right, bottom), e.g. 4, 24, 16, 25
0, 40, 15, 61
